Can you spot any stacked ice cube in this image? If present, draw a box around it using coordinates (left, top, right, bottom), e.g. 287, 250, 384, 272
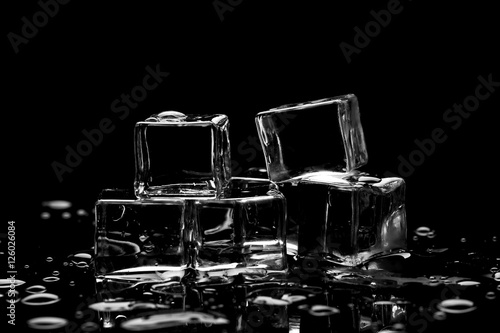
94, 111, 287, 278
255, 94, 407, 266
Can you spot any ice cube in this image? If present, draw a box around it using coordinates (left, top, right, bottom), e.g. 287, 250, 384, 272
95, 178, 287, 277
196, 177, 287, 271
134, 111, 231, 198
255, 94, 367, 182
281, 171, 406, 266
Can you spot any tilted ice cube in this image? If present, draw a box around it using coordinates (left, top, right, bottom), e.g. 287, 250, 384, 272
255, 94, 367, 182
134, 111, 231, 199
280, 171, 406, 266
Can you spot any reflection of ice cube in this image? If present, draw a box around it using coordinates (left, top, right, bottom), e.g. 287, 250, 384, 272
281, 171, 406, 266
255, 94, 367, 182
95, 178, 286, 277
134, 111, 231, 199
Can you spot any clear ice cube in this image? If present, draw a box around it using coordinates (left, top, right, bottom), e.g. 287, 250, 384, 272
196, 178, 287, 271
281, 171, 406, 266
255, 94, 367, 182
94, 178, 287, 276
134, 111, 231, 198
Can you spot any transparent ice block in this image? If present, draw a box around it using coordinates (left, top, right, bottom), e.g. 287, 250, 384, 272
281, 171, 406, 266
255, 94, 407, 266
255, 94, 367, 182
94, 178, 287, 276
134, 111, 231, 198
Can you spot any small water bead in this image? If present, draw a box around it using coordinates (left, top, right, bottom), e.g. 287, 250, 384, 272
52, 270, 60, 276
69, 281, 76, 287
412, 235, 419, 242
427, 230, 436, 239
21, 293, 61, 306
460, 238, 467, 243
27, 317, 68, 330
491, 267, 499, 273
75, 310, 84, 319
485, 291, 496, 300
80, 322, 100, 332
40, 212, 50, 219
437, 299, 477, 314
24, 265, 30, 269
25, 285, 47, 294
76, 209, 88, 216
46, 257, 53, 263
415, 226, 431, 237
43, 276, 60, 283
494, 272, 500, 282
457, 280, 481, 287
62, 212, 72, 219
493, 236, 497, 242
0, 279, 25, 288
433, 311, 447, 321
43, 200, 72, 210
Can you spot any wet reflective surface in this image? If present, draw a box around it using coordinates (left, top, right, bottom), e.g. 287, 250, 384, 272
4, 209, 499, 332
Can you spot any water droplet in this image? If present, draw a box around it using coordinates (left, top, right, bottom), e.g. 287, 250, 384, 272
24, 265, 30, 269
493, 236, 498, 242
412, 235, 419, 241
433, 311, 446, 321
21, 293, 61, 306
75, 310, 84, 319
437, 299, 476, 314
75, 261, 89, 269
69, 281, 75, 287
46, 257, 53, 263
0, 279, 25, 288
40, 212, 50, 219
42, 200, 72, 210
415, 226, 430, 237
491, 267, 499, 273
63, 262, 68, 266
497, 285, 500, 291
52, 270, 60, 276
42, 276, 60, 283
80, 321, 99, 332
62, 212, 72, 219
457, 280, 481, 286
76, 209, 88, 216
73, 253, 92, 260
27, 317, 68, 330
25, 285, 47, 294
460, 238, 467, 243
427, 230, 436, 239
485, 291, 496, 300
494, 272, 500, 281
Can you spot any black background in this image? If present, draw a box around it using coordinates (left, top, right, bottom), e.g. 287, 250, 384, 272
3, 1, 499, 258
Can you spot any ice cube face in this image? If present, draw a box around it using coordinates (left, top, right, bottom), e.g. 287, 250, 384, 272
281, 171, 406, 266
94, 178, 287, 276
255, 94, 368, 182
134, 111, 231, 199
196, 178, 287, 271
